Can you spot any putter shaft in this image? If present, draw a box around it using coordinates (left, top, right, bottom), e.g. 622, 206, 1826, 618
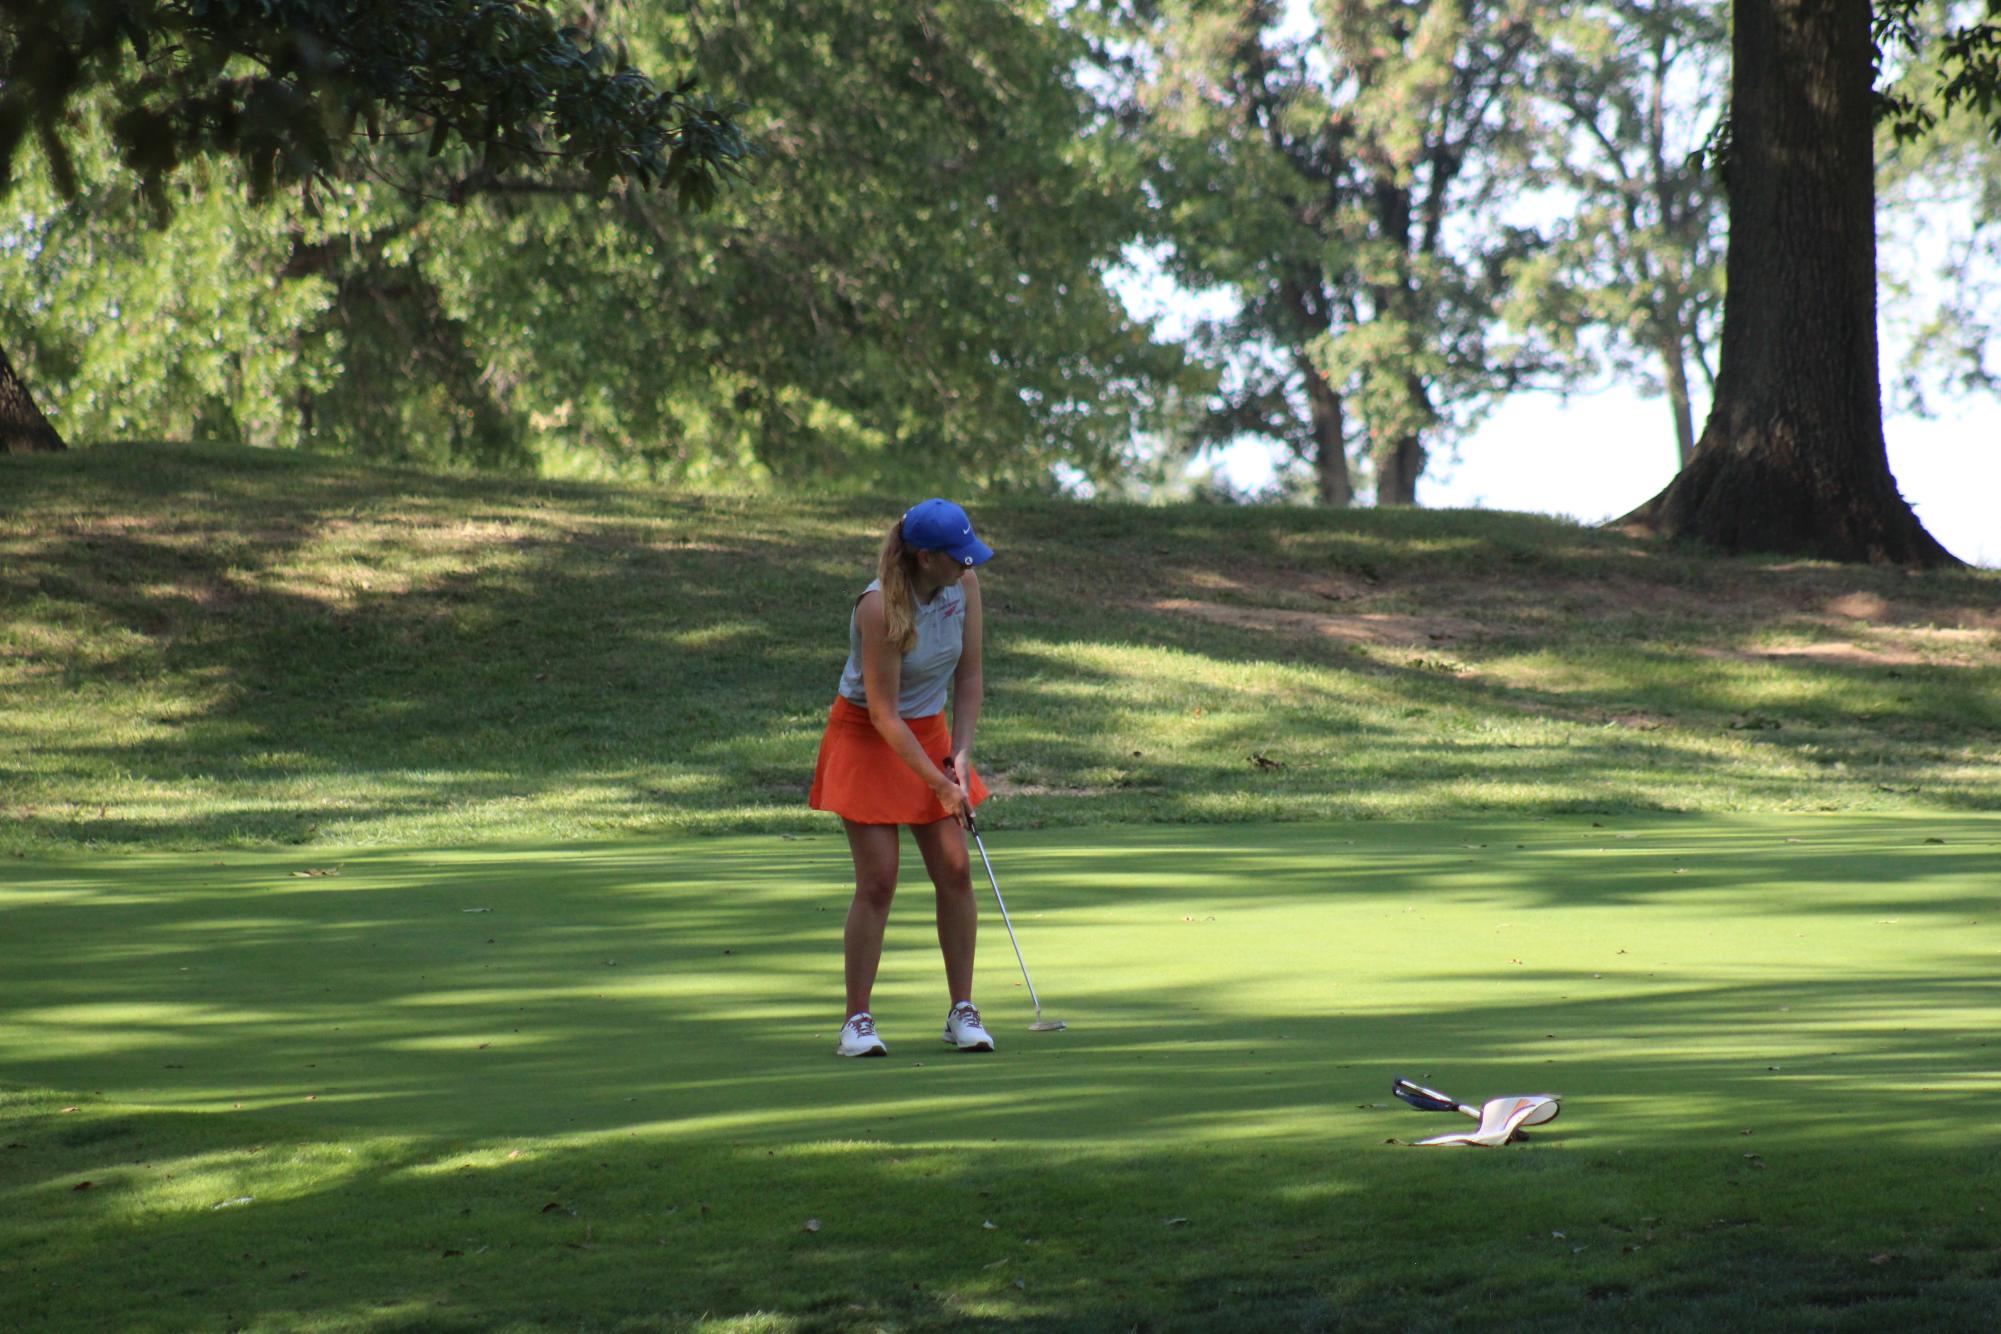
967, 817, 1049, 1020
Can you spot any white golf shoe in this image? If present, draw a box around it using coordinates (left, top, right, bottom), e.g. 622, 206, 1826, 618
941, 1001, 996, 1052
836, 1012, 887, 1058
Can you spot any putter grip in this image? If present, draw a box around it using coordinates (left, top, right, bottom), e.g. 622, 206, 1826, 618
943, 758, 976, 833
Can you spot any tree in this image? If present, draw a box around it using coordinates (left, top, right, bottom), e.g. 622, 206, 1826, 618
1122, 0, 1571, 506
0, 0, 746, 453
1620, 0, 1998, 565
1538, 0, 1728, 467
0, 124, 378, 454
477, 0, 1186, 491
5, 1, 1184, 489
1877, 3, 2001, 418
0, 342, 61, 453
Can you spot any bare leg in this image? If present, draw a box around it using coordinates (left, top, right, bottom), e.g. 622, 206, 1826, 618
842, 820, 901, 1017
912, 816, 977, 1006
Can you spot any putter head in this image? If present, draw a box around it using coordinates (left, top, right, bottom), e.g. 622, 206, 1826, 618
1028, 1019, 1067, 1032
1392, 1077, 1463, 1114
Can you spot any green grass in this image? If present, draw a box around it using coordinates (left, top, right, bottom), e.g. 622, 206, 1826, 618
6, 816, 2001, 1330
7, 443, 2001, 1328
4, 441, 1999, 855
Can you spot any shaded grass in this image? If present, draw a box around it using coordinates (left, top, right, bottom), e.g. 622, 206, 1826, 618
4, 442, 2000, 854
6, 815, 2001, 1329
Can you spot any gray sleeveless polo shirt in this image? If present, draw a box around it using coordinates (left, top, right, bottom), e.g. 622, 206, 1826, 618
836, 579, 968, 718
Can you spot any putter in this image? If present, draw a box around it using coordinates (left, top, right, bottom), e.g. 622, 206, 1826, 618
1392, 1077, 1479, 1118
966, 809, 1066, 1032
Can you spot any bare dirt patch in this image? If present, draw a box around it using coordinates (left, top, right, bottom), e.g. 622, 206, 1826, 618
1142, 560, 2001, 671
984, 776, 1109, 799
1699, 626, 1995, 670
1146, 598, 1482, 650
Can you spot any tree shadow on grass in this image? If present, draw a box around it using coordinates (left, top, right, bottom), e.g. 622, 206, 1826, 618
9, 444, 1999, 852
5, 820, 1999, 1136
6, 824, 2001, 1325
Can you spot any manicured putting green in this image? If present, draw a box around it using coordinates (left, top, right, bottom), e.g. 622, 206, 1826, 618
5, 814, 2001, 1330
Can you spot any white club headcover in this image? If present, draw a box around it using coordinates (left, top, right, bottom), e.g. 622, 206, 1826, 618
1412, 1094, 1561, 1147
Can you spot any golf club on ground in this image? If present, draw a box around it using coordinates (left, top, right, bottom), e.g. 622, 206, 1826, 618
965, 810, 1066, 1032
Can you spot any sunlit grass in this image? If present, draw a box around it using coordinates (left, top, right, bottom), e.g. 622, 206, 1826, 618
3, 441, 1999, 854
6, 818, 2001, 1328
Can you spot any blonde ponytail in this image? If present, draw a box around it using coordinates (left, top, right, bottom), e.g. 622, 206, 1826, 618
877, 520, 919, 654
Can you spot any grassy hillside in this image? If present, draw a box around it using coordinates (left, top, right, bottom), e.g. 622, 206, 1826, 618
4, 441, 1998, 854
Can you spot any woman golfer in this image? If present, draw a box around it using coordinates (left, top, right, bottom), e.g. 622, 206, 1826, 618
810, 499, 995, 1057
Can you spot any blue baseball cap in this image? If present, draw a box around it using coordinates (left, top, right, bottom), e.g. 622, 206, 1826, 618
901, 498, 994, 567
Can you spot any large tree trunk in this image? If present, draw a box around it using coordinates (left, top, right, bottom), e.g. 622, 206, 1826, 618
0, 342, 66, 454
1620, 0, 1954, 566
1302, 360, 1353, 507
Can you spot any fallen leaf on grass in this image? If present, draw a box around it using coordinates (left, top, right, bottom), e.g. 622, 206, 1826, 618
541, 1202, 565, 1214
982, 1220, 997, 1230
804, 1218, 821, 1233
462, 907, 492, 914
212, 1196, 253, 1209
441, 1249, 464, 1258
1743, 1154, 1766, 1169
1870, 1252, 1898, 1265
1164, 1217, 1189, 1228
291, 868, 340, 878
72, 1181, 95, 1192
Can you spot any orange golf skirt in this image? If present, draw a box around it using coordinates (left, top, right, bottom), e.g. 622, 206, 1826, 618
809, 696, 989, 826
